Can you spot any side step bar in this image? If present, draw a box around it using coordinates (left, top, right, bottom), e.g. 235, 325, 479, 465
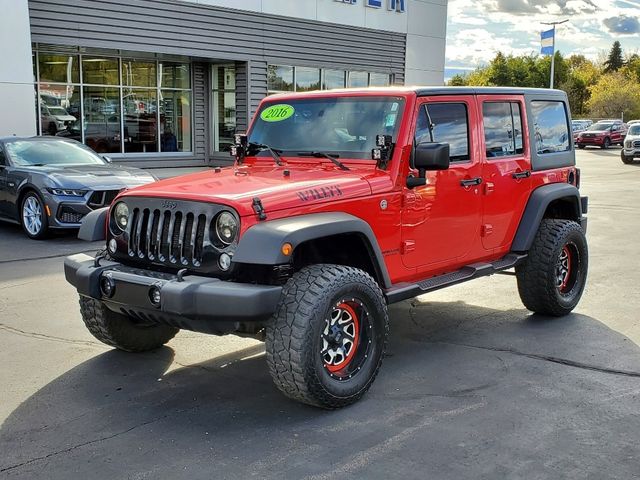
385, 253, 527, 304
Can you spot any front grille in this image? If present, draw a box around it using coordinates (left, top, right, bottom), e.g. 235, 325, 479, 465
88, 190, 121, 209
633, 140, 640, 148
128, 208, 210, 267
58, 205, 85, 223
110, 198, 236, 274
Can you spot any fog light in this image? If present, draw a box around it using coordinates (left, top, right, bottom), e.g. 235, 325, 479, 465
108, 238, 117, 254
219, 252, 232, 271
149, 286, 161, 307
100, 274, 115, 298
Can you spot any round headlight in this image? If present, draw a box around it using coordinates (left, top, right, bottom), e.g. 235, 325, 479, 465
215, 211, 238, 245
113, 202, 129, 231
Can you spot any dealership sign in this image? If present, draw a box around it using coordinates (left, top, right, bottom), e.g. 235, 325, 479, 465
334, 0, 406, 13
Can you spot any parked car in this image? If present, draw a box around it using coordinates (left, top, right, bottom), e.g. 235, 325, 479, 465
626, 119, 640, 126
0, 137, 157, 239
571, 120, 590, 141
621, 123, 640, 164
576, 120, 625, 149
65, 86, 588, 409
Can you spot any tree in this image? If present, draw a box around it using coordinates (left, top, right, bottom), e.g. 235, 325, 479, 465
604, 41, 624, 73
587, 72, 640, 119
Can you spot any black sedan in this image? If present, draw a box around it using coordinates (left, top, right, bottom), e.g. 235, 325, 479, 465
0, 137, 157, 239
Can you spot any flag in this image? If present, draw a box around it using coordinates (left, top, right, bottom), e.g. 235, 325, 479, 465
541, 29, 554, 55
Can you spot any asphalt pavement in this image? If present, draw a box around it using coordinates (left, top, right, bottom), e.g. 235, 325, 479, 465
0, 149, 639, 479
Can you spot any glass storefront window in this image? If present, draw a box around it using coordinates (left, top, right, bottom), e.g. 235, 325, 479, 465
82, 57, 119, 85
124, 89, 158, 153
268, 65, 293, 92
212, 65, 236, 152
295, 67, 320, 92
82, 86, 122, 153
323, 69, 346, 90
160, 90, 191, 152
160, 62, 191, 89
37, 86, 81, 136
348, 71, 369, 88
38, 54, 79, 84
369, 72, 391, 87
122, 60, 157, 88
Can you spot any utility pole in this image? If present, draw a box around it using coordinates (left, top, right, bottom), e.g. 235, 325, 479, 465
542, 19, 568, 89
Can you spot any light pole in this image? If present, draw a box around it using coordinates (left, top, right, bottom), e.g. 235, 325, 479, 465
542, 19, 568, 89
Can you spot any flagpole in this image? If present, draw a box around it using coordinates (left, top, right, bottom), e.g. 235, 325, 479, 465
542, 20, 568, 89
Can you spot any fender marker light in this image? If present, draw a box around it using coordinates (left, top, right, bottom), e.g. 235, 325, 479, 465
281, 243, 293, 256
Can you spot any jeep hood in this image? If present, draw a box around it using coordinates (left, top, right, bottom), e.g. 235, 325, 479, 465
122, 163, 373, 217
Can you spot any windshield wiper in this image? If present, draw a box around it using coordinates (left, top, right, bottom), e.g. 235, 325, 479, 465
247, 142, 283, 166
296, 151, 350, 171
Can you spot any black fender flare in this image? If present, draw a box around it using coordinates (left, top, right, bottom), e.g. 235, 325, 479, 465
511, 183, 584, 252
233, 212, 392, 288
78, 207, 108, 241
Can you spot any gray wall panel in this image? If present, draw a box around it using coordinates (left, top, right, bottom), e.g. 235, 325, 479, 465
29, 0, 406, 165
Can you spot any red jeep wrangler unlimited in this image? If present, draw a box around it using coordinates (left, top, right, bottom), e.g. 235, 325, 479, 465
65, 87, 588, 409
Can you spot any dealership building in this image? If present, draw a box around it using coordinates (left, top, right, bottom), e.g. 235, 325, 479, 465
2, 0, 448, 167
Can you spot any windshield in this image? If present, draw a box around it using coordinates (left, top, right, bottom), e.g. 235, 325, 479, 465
5, 139, 105, 166
628, 125, 640, 135
48, 107, 69, 116
590, 122, 613, 131
248, 96, 405, 159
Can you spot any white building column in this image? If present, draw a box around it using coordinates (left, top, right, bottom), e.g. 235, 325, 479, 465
0, 0, 36, 136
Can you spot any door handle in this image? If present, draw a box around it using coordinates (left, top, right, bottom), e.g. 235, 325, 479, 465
512, 170, 531, 179
460, 177, 482, 187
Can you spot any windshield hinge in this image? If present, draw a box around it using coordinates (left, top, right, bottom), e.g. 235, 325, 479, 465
252, 197, 267, 221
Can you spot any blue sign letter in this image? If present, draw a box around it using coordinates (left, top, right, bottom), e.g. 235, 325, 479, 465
388, 0, 405, 12
366, 0, 382, 7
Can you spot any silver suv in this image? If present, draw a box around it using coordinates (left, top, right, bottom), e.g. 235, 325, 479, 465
622, 123, 640, 164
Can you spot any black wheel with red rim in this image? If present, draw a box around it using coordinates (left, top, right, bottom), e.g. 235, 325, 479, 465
516, 219, 588, 316
266, 264, 389, 409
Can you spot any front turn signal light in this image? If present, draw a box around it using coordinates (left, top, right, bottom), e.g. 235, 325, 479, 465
281, 243, 293, 256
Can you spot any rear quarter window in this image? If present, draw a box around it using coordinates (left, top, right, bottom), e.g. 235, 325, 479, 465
531, 101, 570, 154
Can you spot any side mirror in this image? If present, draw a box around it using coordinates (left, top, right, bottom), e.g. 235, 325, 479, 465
407, 142, 450, 188
414, 142, 450, 170
102, 155, 112, 164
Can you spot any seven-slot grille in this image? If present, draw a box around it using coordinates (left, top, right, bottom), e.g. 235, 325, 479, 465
127, 208, 210, 267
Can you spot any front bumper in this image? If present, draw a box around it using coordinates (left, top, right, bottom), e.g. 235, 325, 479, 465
64, 253, 283, 333
577, 136, 605, 146
623, 147, 640, 158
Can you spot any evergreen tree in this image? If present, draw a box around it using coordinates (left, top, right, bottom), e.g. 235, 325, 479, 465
604, 41, 624, 73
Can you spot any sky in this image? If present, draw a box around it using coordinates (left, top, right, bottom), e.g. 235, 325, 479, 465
445, 0, 640, 80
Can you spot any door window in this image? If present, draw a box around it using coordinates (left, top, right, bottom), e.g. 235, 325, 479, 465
416, 103, 470, 161
483, 102, 524, 158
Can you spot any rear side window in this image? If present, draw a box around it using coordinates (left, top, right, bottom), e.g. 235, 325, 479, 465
530, 101, 570, 154
415, 103, 469, 161
482, 102, 524, 158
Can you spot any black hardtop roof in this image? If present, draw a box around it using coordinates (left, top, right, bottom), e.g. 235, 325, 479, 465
413, 86, 566, 97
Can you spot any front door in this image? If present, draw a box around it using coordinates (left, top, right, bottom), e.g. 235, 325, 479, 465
478, 96, 532, 250
0, 146, 8, 217
401, 96, 483, 270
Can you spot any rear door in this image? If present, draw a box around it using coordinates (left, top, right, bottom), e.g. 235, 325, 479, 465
478, 96, 532, 251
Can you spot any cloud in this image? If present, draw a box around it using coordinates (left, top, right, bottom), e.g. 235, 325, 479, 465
470, 0, 599, 15
603, 15, 640, 34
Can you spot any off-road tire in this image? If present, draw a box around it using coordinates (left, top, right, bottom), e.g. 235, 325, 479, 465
79, 296, 178, 352
601, 137, 611, 149
265, 265, 389, 409
516, 219, 588, 316
621, 152, 634, 164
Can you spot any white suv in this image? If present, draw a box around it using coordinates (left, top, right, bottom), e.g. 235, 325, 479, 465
622, 123, 640, 164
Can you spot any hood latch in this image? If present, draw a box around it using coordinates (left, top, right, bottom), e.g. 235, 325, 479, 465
252, 197, 267, 221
